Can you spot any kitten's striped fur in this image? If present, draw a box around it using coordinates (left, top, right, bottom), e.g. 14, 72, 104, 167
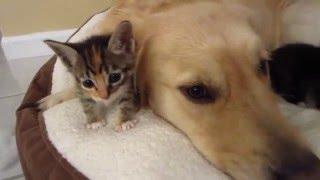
40, 21, 139, 130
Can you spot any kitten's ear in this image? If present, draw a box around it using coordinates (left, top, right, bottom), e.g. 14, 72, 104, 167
108, 20, 135, 55
44, 40, 79, 68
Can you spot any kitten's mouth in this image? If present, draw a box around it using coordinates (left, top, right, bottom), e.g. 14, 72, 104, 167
93, 97, 111, 106
100, 99, 109, 104
92, 96, 108, 103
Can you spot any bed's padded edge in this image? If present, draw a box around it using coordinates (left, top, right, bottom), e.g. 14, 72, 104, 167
15, 57, 86, 180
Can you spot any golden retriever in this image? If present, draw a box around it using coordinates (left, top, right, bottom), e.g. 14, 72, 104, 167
44, 0, 320, 179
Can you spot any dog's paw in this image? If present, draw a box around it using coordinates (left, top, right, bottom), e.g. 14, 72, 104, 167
86, 121, 106, 130
115, 119, 138, 132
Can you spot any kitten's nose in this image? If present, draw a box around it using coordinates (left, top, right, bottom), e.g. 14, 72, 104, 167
273, 150, 320, 180
100, 92, 109, 99
97, 89, 108, 99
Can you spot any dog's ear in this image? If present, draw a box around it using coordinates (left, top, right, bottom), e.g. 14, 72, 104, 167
135, 38, 151, 107
108, 20, 135, 55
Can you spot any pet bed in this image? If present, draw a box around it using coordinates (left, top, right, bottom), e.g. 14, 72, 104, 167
16, 9, 320, 180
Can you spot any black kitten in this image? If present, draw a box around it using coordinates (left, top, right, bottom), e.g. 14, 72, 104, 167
267, 43, 320, 109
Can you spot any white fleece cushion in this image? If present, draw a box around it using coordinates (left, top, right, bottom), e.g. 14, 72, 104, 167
43, 101, 228, 180
282, 0, 320, 45
43, 99, 320, 180
44, 6, 320, 180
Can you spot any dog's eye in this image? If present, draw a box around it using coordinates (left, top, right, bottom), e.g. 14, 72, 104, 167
109, 73, 122, 84
82, 79, 95, 88
179, 84, 218, 104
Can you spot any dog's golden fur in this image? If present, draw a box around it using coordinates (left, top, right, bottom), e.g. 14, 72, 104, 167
45, 0, 319, 179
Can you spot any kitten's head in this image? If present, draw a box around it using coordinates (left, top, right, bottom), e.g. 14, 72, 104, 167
45, 21, 135, 103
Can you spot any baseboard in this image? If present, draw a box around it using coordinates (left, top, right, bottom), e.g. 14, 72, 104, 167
1, 29, 76, 60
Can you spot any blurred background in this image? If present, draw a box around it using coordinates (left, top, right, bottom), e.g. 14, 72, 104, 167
0, 0, 114, 36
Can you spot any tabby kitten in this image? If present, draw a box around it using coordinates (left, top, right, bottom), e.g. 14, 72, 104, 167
41, 21, 139, 131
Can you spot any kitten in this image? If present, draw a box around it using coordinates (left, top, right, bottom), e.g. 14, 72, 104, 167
39, 21, 140, 131
267, 43, 320, 109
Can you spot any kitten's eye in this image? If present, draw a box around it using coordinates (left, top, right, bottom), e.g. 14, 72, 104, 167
109, 73, 122, 84
82, 79, 95, 88
179, 84, 218, 104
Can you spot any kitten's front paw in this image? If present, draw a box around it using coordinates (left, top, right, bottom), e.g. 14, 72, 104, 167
115, 119, 138, 132
86, 121, 106, 129
37, 96, 60, 110
37, 94, 64, 110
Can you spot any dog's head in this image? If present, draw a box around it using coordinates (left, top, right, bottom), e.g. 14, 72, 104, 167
136, 2, 320, 179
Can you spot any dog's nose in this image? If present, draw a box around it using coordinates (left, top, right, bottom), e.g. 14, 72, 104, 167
273, 150, 320, 180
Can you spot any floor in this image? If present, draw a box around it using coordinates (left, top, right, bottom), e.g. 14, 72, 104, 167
0, 45, 50, 180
